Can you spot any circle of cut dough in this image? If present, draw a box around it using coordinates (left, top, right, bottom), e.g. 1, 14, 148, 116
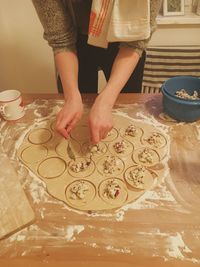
132, 147, 160, 167
56, 138, 81, 158
142, 132, 167, 149
70, 125, 90, 143
124, 165, 154, 190
68, 157, 95, 178
28, 128, 52, 144
102, 128, 118, 142
108, 139, 134, 157
38, 157, 66, 178
21, 145, 48, 164
81, 141, 107, 159
65, 180, 96, 207
119, 125, 143, 141
98, 178, 128, 206
96, 155, 125, 176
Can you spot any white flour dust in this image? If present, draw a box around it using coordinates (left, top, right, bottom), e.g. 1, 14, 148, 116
65, 225, 85, 241
105, 245, 131, 254
138, 229, 200, 264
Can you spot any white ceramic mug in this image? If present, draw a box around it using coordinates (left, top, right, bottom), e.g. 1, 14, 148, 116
0, 90, 25, 121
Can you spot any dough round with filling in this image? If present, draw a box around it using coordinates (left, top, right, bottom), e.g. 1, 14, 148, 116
132, 147, 160, 167
124, 165, 154, 190
21, 145, 48, 164
68, 157, 95, 178
142, 132, 167, 149
98, 178, 128, 206
28, 128, 52, 144
119, 125, 143, 141
81, 141, 107, 159
38, 157, 66, 178
109, 139, 134, 157
96, 155, 125, 176
65, 180, 96, 207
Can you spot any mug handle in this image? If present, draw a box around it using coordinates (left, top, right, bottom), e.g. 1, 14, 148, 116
0, 104, 11, 117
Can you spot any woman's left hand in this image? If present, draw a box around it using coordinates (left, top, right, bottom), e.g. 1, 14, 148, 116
88, 94, 113, 144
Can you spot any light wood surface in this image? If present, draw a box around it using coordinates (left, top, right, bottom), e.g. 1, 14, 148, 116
0, 151, 35, 239
0, 93, 200, 267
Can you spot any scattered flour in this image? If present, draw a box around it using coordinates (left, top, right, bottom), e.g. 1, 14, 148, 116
105, 245, 131, 254
65, 225, 85, 242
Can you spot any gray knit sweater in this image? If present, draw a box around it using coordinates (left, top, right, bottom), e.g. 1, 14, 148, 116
32, 0, 161, 56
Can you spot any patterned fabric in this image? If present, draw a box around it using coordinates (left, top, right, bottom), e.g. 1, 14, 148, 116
88, 0, 150, 49
142, 46, 200, 93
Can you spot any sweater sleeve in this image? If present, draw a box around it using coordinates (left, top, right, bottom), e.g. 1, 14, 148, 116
32, 0, 77, 54
119, 0, 161, 57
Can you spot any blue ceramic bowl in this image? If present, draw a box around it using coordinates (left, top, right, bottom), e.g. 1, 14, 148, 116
161, 76, 200, 122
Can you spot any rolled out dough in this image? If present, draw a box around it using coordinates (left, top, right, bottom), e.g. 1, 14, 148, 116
18, 114, 168, 211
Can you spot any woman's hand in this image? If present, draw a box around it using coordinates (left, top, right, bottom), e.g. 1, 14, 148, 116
88, 93, 113, 144
56, 92, 83, 138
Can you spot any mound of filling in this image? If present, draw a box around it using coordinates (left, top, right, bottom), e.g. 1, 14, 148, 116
70, 181, 89, 200
175, 89, 199, 100
113, 140, 128, 153
138, 148, 154, 164
145, 133, 163, 148
127, 166, 145, 189
125, 124, 137, 137
70, 159, 91, 173
103, 155, 120, 174
103, 179, 121, 199
89, 144, 106, 155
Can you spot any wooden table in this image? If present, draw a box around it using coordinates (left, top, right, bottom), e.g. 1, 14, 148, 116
0, 93, 200, 267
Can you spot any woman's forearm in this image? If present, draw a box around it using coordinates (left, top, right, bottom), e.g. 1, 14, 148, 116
55, 50, 80, 100
99, 47, 140, 107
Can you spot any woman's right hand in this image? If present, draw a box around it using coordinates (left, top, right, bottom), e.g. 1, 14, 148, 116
56, 92, 83, 139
